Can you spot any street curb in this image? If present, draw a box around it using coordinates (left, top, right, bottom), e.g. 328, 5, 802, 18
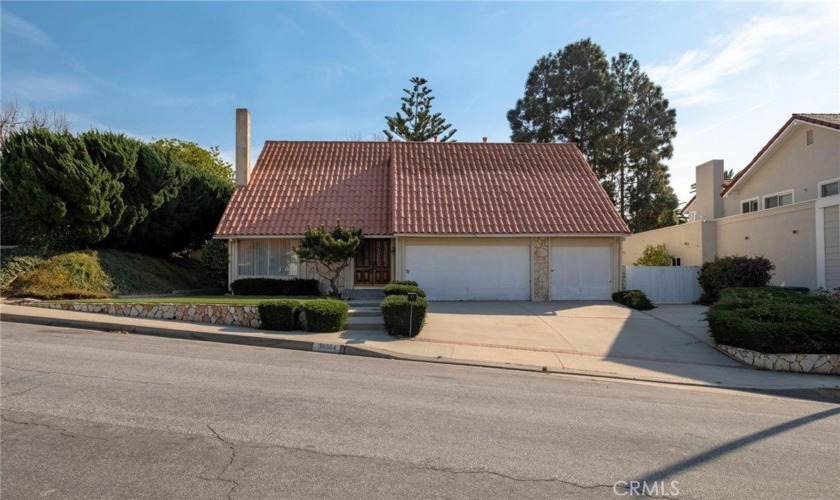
4, 312, 839, 392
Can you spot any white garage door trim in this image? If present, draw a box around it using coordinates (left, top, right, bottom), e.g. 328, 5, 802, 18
404, 244, 531, 301
550, 241, 613, 300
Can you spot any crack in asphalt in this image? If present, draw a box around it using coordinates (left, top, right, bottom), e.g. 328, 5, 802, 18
205, 424, 240, 500
1, 371, 46, 384
0, 413, 109, 441
2, 365, 175, 387
1, 385, 42, 399
205, 428, 623, 493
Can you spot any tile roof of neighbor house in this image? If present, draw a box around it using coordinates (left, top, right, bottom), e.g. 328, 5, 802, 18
720, 112, 840, 197
214, 141, 630, 237
682, 112, 840, 211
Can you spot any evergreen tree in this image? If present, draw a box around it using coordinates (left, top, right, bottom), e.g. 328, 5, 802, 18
384, 77, 457, 142
1, 128, 117, 246
153, 138, 234, 185
508, 40, 679, 232
508, 39, 616, 179
1, 128, 232, 254
603, 53, 677, 230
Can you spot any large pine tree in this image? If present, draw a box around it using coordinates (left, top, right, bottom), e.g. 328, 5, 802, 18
508, 40, 679, 232
384, 77, 456, 142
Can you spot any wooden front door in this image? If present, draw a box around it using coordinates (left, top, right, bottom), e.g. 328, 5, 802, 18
354, 239, 391, 286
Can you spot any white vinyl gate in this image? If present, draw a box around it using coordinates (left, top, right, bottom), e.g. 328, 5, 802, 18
625, 266, 701, 304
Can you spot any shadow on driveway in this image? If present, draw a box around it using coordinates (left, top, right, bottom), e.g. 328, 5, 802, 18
416, 301, 839, 403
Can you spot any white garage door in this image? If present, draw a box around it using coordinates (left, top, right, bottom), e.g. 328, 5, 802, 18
550, 242, 613, 300
404, 244, 531, 301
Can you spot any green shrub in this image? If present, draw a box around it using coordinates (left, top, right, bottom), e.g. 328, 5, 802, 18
815, 287, 840, 317
300, 299, 348, 332
201, 239, 229, 287
634, 244, 674, 266
1, 246, 52, 291
612, 290, 655, 310
380, 294, 429, 337
7, 251, 113, 299
231, 278, 321, 296
389, 280, 418, 287
258, 299, 301, 331
383, 283, 426, 298
708, 287, 840, 354
698, 255, 774, 304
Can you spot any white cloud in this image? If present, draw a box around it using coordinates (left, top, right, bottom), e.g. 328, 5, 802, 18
308, 3, 391, 72
1, 11, 54, 49
4, 73, 88, 101
647, 5, 837, 107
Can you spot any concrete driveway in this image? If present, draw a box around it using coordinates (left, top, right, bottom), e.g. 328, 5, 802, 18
413, 301, 749, 384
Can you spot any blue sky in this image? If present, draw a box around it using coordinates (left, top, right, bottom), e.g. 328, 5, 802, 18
2, 1, 838, 203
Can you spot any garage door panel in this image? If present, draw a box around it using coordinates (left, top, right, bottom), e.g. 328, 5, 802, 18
550, 243, 612, 300
405, 244, 530, 301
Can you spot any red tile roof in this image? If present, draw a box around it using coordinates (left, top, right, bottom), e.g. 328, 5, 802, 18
214, 141, 629, 237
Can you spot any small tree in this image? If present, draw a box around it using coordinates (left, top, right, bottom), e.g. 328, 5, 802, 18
201, 239, 229, 287
384, 77, 456, 142
295, 222, 362, 296
634, 243, 674, 266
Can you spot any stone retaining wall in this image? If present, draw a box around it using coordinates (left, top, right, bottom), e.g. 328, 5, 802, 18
33, 302, 261, 328
718, 345, 840, 375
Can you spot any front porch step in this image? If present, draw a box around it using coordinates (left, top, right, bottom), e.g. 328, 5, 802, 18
348, 306, 381, 317
346, 315, 384, 326
347, 300, 382, 308
345, 315, 385, 331
344, 289, 386, 300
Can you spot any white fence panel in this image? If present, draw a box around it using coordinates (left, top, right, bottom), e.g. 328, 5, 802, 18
625, 266, 701, 304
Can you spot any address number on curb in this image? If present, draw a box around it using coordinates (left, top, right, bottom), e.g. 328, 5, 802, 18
312, 342, 343, 354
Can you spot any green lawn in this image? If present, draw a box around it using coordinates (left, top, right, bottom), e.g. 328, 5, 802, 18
49, 295, 326, 305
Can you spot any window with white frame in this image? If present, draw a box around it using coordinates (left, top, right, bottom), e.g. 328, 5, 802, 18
741, 198, 759, 214
820, 179, 839, 198
763, 191, 793, 209
237, 240, 299, 277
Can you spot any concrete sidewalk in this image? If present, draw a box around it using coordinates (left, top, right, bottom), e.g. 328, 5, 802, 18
2, 303, 838, 391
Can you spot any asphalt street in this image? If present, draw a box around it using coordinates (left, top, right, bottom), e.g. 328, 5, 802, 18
1, 321, 838, 499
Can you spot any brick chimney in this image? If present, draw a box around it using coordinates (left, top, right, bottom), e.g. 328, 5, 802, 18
235, 108, 251, 187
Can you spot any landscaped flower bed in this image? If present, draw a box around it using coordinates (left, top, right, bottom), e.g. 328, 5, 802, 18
707, 287, 840, 375
26, 295, 346, 332
32, 301, 262, 328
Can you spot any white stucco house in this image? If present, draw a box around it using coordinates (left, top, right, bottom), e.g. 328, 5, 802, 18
624, 113, 840, 290
213, 109, 630, 301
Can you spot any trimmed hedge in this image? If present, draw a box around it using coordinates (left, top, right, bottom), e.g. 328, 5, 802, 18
300, 300, 348, 333
383, 283, 426, 298
707, 288, 840, 354
231, 278, 321, 296
389, 280, 418, 287
698, 255, 774, 304
381, 294, 429, 337
258, 299, 301, 331
612, 290, 655, 310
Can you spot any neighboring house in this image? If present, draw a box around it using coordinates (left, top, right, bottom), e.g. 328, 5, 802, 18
624, 113, 840, 290
214, 109, 630, 301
